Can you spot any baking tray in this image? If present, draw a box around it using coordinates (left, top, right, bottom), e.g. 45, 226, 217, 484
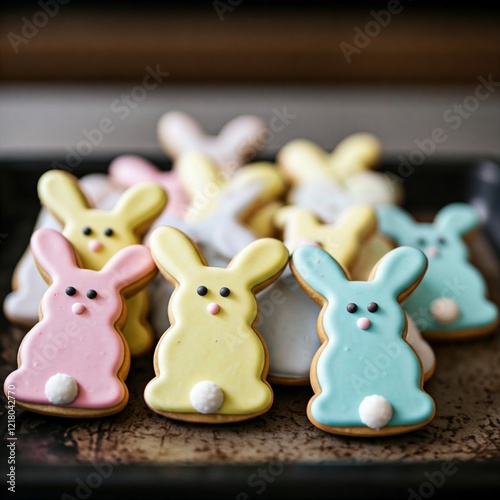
1, 156, 500, 500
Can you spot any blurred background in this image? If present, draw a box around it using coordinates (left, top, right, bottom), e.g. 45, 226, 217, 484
1, 1, 499, 162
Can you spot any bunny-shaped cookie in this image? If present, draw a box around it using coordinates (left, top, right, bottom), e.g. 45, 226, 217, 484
145, 226, 289, 423
3, 173, 122, 327
38, 170, 167, 356
291, 245, 435, 436
147, 180, 263, 336
109, 154, 190, 220
157, 111, 266, 171
4, 229, 156, 417
377, 203, 499, 339
177, 151, 285, 235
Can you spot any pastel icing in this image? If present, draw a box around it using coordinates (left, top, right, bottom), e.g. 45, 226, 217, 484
291, 245, 435, 434
3, 173, 122, 327
37, 170, 167, 356
377, 203, 499, 339
145, 226, 289, 421
4, 229, 156, 415
109, 154, 189, 219
157, 111, 266, 170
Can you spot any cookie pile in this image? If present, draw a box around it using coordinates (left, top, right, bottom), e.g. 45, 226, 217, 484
3, 112, 498, 436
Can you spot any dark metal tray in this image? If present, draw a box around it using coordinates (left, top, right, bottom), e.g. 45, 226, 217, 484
1, 156, 500, 500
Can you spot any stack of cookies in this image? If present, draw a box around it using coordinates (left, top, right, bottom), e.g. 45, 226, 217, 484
3, 112, 498, 437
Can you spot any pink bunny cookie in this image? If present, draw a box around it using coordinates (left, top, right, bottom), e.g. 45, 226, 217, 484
38, 170, 167, 356
145, 226, 289, 423
4, 229, 156, 417
157, 111, 266, 172
3, 173, 122, 327
109, 154, 189, 220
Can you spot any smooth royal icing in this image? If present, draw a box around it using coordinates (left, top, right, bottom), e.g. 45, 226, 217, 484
145, 227, 288, 419
377, 203, 499, 337
4, 228, 156, 411
38, 170, 167, 356
157, 111, 266, 171
291, 245, 435, 431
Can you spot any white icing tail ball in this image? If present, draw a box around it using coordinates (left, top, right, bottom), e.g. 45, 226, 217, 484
190, 381, 224, 414
359, 395, 393, 429
430, 297, 460, 324
45, 373, 78, 405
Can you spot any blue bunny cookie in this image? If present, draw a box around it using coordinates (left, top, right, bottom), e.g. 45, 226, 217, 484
291, 245, 435, 436
377, 203, 498, 340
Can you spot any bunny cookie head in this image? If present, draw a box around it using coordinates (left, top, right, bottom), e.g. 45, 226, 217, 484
38, 170, 167, 270
157, 111, 266, 170
109, 155, 189, 219
291, 245, 434, 435
275, 205, 377, 272
377, 203, 498, 338
4, 228, 156, 417
278, 133, 382, 185
146, 226, 288, 422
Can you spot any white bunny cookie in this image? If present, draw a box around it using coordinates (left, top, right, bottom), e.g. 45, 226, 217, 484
177, 151, 285, 236
4, 173, 122, 327
145, 226, 289, 423
157, 111, 266, 171
37, 170, 167, 356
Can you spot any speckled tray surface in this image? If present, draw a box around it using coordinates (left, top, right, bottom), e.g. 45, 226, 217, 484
1, 158, 499, 499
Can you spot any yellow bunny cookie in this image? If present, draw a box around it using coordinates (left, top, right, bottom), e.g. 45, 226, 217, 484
145, 226, 289, 423
38, 170, 168, 356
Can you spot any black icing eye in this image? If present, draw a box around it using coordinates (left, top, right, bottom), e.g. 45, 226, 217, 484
104, 228, 113, 237
416, 237, 426, 246
437, 236, 446, 245
197, 286, 208, 296
86, 289, 97, 299
346, 303, 358, 313
65, 286, 76, 296
82, 227, 92, 236
367, 302, 379, 313
219, 287, 230, 297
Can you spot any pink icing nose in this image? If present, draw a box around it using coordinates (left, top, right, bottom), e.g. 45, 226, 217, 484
72, 302, 85, 315
425, 246, 439, 258
357, 317, 371, 330
207, 303, 220, 315
88, 239, 103, 252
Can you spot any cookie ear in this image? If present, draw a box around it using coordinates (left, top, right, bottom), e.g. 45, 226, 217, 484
157, 111, 205, 158
109, 155, 161, 188
30, 228, 79, 283
38, 170, 90, 225
376, 204, 416, 243
434, 203, 478, 236
330, 133, 381, 181
274, 206, 321, 248
218, 115, 266, 160
228, 238, 288, 292
370, 246, 427, 303
149, 226, 207, 284
102, 244, 156, 293
112, 182, 168, 233
291, 245, 348, 303
336, 205, 377, 243
230, 162, 285, 203
176, 151, 226, 202
278, 139, 334, 184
